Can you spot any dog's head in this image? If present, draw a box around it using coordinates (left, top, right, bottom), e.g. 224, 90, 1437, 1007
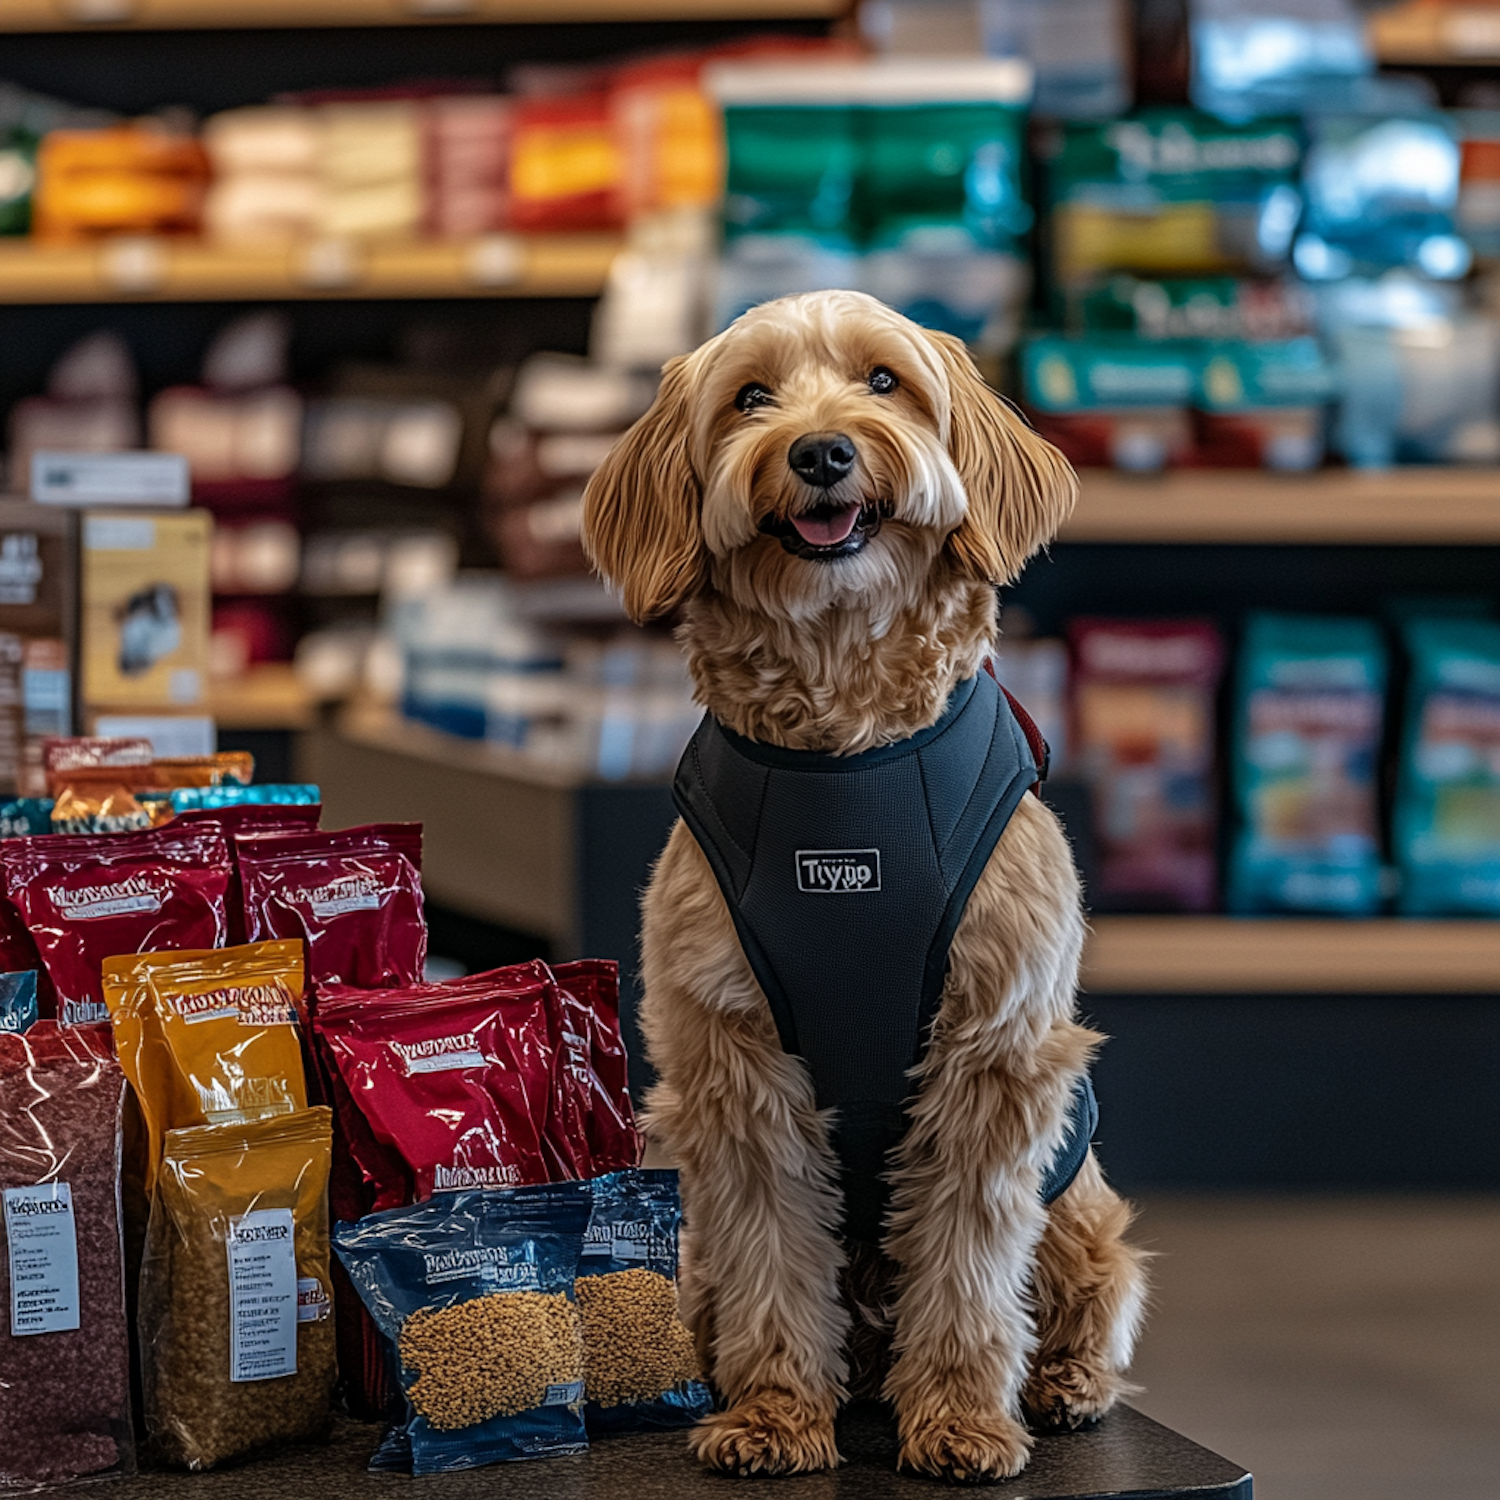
582, 289, 1076, 625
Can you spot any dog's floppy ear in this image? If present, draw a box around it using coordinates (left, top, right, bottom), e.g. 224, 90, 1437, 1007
582, 354, 704, 623
926, 329, 1077, 585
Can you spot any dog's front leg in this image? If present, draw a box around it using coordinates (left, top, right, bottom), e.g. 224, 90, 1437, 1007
641, 824, 848, 1475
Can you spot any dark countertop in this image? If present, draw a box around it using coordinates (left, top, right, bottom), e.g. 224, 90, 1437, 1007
115, 1405, 1251, 1499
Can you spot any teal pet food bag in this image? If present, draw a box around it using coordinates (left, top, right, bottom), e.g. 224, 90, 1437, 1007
1228, 613, 1387, 914
1394, 618, 1500, 915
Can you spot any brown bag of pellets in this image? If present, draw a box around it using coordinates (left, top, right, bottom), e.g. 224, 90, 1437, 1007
140, 1107, 335, 1470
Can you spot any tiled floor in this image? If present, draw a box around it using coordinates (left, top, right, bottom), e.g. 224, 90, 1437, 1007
1126, 1196, 1500, 1500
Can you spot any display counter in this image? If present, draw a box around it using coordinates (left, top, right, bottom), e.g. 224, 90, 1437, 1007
115, 1407, 1251, 1499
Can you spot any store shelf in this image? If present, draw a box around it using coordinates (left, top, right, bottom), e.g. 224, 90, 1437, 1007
1061, 467, 1500, 545
0, 234, 620, 303
0, 0, 844, 28
1083, 916, 1500, 994
1369, 3, 1500, 65
209, 663, 316, 731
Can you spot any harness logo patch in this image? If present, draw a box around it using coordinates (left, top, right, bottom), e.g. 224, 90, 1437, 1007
795, 849, 881, 893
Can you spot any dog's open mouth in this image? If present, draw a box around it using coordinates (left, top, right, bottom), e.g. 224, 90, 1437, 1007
759, 499, 892, 561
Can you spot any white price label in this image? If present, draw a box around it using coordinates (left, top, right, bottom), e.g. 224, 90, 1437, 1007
226, 1208, 298, 1382
4, 1183, 80, 1337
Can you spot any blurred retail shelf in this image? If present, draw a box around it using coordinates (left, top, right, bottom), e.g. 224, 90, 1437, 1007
1084, 915, 1500, 994
0, 234, 620, 302
1370, 1, 1500, 65
208, 663, 316, 732
0, 0, 843, 26
1063, 468, 1500, 546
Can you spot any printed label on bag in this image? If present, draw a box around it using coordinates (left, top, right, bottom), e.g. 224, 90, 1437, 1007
226, 1208, 297, 1381
795, 849, 881, 893
392, 1033, 486, 1075
4, 1183, 80, 1336
543, 1380, 584, 1407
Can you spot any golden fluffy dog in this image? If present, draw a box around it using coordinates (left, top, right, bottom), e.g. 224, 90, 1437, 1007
582, 290, 1147, 1482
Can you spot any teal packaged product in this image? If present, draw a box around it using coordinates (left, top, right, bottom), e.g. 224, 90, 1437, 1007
1393, 619, 1500, 915
1069, 275, 1314, 340
1043, 109, 1303, 288
169, 784, 321, 812
710, 60, 1032, 341
334, 1183, 591, 1475
0, 971, 38, 1032
1296, 113, 1467, 281
0, 129, 35, 236
1195, 339, 1336, 409
1023, 335, 1197, 410
1228, 613, 1388, 915
0, 798, 53, 837
576, 1169, 710, 1435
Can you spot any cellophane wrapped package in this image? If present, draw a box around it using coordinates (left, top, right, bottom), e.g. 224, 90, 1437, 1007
314, 962, 558, 1200
1228, 612, 1387, 914
237, 823, 425, 990
170, 784, 318, 812
1069, 619, 1225, 910
0, 971, 38, 1033
333, 1182, 592, 1474
575, 1169, 708, 1434
0, 1022, 134, 1491
550, 959, 642, 1176
140, 1108, 335, 1471
2, 822, 232, 1024
1394, 618, 1500, 914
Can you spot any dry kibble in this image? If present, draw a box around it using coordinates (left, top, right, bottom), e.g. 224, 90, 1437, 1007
399, 1290, 583, 1430
141, 1109, 336, 1470
575, 1268, 701, 1408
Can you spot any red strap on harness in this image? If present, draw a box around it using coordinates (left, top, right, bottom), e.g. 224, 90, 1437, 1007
982, 658, 1050, 796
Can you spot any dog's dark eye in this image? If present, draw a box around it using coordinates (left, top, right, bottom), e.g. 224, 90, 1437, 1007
868, 367, 899, 395
735, 382, 773, 413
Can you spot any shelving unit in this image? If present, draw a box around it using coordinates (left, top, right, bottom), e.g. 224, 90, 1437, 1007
1, 0, 844, 28
1369, 2, 1500, 65
0, 235, 620, 303
1084, 915, 1500, 993
1063, 467, 1500, 546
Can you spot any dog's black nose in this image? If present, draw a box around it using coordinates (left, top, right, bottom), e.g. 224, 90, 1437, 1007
788, 432, 857, 488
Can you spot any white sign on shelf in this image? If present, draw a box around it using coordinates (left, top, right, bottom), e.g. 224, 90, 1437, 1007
31, 452, 190, 508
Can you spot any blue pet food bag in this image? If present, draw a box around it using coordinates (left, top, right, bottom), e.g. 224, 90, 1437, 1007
1394, 618, 1500, 915
576, 1169, 711, 1434
1228, 613, 1387, 914
0, 971, 38, 1032
333, 1182, 591, 1475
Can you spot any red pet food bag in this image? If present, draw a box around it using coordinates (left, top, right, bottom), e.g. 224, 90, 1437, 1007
2, 823, 232, 1024
176, 803, 321, 945
314, 961, 560, 1200
551, 958, 641, 1174
237, 823, 425, 992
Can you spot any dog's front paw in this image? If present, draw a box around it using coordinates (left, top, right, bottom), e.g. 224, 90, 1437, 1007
897, 1408, 1032, 1484
1023, 1355, 1125, 1433
689, 1390, 841, 1476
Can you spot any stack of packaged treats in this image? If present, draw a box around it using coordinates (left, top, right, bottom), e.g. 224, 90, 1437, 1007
0, 734, 702, 1483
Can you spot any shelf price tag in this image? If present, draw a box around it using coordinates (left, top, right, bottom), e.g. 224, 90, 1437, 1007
100, 237, 166, 294
298, 240, 363, 290
468, 235, 525, 288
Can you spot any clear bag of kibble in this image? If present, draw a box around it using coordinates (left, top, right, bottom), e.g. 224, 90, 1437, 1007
333, 1182, 592, 1474
0, 1022, 135, 1491
576, 1169, 710, 1433
139, 1107, 336, 1470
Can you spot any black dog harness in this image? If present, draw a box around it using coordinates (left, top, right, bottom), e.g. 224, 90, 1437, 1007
673, 669, 1097, 1244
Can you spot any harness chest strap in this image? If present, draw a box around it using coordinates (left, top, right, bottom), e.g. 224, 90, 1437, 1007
672, 670, 1096, 1244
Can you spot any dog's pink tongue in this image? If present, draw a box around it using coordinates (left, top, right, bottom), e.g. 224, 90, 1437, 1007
791, 505, 860, 547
